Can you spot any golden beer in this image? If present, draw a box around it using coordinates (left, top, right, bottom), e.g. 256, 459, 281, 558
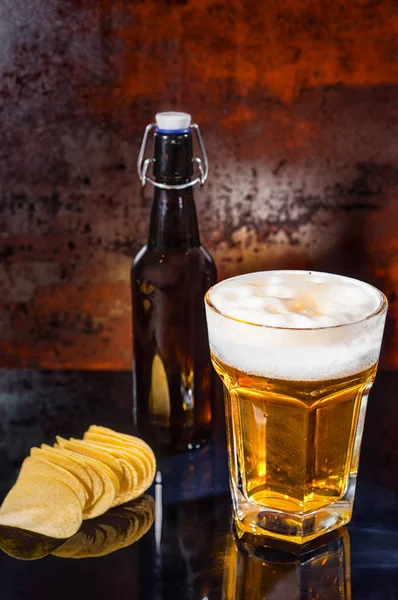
205, 271, 387, 543
215, 356, 375, 515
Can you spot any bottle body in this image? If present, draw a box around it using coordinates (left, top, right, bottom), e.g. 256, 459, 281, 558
132, 244, 216, 452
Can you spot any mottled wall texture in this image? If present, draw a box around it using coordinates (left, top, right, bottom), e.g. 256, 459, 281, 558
0, 0, 397, 369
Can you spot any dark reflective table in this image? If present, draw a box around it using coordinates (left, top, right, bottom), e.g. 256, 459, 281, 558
0, 369, 397, 599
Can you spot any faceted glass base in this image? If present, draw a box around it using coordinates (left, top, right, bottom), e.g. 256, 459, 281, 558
233, 476, 356, 545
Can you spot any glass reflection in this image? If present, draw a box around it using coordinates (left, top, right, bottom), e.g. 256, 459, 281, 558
222, 528, 351, 600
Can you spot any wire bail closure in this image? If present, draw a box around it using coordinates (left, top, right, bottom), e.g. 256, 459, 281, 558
137, 123, 209, 190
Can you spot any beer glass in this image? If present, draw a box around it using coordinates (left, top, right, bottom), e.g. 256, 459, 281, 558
205, 270, 387, 543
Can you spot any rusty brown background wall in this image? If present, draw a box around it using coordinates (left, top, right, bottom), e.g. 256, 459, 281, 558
0, 0, 397, 369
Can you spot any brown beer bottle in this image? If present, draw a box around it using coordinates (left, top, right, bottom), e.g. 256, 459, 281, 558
132, 112, 217, 454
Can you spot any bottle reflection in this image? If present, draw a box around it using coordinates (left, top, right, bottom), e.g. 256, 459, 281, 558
222, 528, 351, 600
139, 445, 229, 600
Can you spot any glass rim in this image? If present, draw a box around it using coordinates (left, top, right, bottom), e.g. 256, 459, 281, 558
205, 270, 388, 331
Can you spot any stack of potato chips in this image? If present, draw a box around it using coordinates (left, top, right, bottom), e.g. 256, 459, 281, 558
0, 426, 156, 539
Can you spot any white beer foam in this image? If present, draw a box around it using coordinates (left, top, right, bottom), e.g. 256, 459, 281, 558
205, 271, 386, 381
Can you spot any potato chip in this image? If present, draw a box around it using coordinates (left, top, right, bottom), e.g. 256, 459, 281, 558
87, 426, 156, 467
83, 438, 151, 501
51, 446, 104, 512
0, 459, 82, 538
84, 428, 156, 490
56, 437, 122, 494
21, 457, 87, 511
84, 429, 156, 484
80, 440, 142, 502
31, 446, 92, 508
70, 438, 124, 484
116, 461, 136, 504
53, 444, 116, 519
78, 440, 136, 506
87, 433, 152, 480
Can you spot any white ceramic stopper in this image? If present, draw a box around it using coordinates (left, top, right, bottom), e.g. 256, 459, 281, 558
155, 112, 191, 131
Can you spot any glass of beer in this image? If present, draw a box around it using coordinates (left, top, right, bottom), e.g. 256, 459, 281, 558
205, 271, 387, 544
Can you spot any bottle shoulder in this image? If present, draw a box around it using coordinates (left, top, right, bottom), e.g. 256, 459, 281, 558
131, 244, 217, 287
133, 244, 216, 267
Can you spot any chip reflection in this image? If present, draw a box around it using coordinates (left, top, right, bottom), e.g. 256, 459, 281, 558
0, 495, 154, 561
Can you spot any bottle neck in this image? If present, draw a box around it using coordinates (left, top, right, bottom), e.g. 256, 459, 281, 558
153, 129, 193, 180
147, 128, 200, 249
147, 186, 201, 250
